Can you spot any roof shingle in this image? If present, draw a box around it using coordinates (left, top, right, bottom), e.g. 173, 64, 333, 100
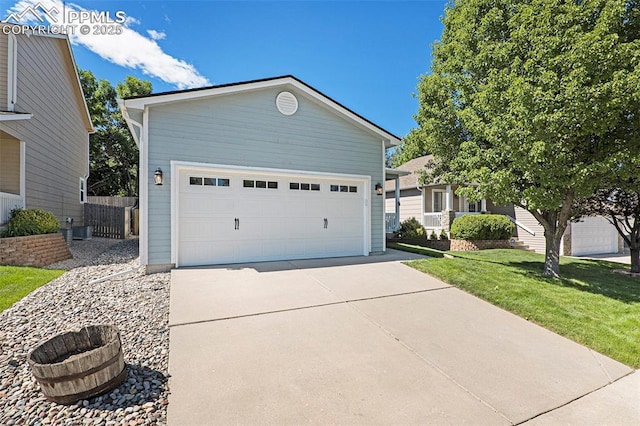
385, 155, 433, 191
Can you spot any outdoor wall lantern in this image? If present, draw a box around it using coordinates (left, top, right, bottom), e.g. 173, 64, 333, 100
375, 183, 383, 196
154, 167, 164, 185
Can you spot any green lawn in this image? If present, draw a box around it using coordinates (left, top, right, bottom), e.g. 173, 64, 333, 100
0, 266, 64, 313
404, 249, 640, 368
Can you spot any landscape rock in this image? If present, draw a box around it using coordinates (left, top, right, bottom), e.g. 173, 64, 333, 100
0, 238, 169, 425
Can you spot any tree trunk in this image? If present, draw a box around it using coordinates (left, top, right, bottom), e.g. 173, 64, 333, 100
543, 230, 563, 277
630, 247, 640, 274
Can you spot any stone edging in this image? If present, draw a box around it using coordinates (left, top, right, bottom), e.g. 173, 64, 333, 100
0, 233, 72, 267
449, 239, 511, 251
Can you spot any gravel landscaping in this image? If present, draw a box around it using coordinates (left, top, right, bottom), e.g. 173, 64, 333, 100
0, 238, 170, 425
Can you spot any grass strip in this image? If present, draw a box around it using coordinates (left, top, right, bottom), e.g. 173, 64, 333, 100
405, 249, 640, 367
0, 266, 64, 313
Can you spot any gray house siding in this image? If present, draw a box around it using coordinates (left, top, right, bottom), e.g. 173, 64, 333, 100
0, 34, 6, 108
385, 188, 421, 223
513, 207, 546, 253
146, 87, 385, 266
0, 136, 20, 193
0, 33, 90, 224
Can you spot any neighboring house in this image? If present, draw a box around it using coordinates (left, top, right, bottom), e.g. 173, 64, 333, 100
119, 75, 400, 272
385, 155, 623, 257
0, 26, 94, 226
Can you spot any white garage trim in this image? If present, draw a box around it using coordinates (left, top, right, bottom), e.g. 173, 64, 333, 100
140, 107, 149, 266
171, 160, 372, 267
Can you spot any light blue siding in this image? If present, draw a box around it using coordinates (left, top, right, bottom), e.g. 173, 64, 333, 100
146, 87, 384, 265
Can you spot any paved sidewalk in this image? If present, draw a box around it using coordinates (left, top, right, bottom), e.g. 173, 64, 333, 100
524, 370, 640, 425
167, 251, 637, 425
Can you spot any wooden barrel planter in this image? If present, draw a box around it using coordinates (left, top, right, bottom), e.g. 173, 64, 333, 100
27, 325, 126, 404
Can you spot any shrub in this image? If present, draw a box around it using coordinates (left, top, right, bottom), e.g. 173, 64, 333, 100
429, 230, 438, 240
1, 208, 60, 237
397, 217, 425, 238
450, 214, 515, 241
439, 229, 449, 240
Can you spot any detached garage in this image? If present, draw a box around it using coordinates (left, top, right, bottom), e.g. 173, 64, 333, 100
568, 216, 621, 256
119, 76, 400, 272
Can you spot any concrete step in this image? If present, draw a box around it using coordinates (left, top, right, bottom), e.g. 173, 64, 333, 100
512, 240, 535, 252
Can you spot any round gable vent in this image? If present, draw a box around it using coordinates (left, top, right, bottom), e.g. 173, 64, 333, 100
276, 91, 298, 116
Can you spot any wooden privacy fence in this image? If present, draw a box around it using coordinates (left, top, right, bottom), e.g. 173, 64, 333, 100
84, 204, 131, 239
86, 197, 137, 208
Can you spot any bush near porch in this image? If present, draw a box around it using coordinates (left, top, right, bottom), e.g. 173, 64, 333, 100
390, 217, 451, 250
450, 214, 514, 241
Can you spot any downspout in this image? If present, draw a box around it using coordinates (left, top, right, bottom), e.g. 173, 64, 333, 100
418, 183, 424, 227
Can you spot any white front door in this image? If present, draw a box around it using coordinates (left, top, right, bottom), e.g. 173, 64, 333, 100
176, 166, 368, 267
432, 190, 444, 212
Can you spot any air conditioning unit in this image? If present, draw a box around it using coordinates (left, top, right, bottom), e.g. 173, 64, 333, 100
72, 226, 93, 240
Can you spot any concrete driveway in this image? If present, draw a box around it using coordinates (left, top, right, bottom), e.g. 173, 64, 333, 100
167, 250, 637, 425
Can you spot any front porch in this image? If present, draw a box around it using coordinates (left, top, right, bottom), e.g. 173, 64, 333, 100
423, 184, 487, 231
384, 167, 410, 233
0, 130, 25, 224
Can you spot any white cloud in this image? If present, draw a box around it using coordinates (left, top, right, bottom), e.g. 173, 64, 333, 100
147, 29, 166, 41
123, 16, 140, 27
5, 0, 211, 89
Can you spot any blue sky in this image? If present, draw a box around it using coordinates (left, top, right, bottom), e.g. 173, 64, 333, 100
3, 0, 447, 137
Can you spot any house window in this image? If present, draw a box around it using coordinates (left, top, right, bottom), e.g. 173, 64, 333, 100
468, 202, 477, 212
190, 176, 230, 187
433, 190, 444, 212
330, 184, 357, 193
244, 179, 277, 189
79, 177, 85, 204
290, 182, 318, 191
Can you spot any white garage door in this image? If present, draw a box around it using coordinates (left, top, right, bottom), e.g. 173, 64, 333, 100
176, 167, 368, 267
571, 217, 619, 256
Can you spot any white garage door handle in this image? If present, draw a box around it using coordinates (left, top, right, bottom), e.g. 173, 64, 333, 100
324, 218, 328, 229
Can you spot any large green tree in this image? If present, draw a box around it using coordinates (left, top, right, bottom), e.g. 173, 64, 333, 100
410, 0, 639, 276
79, 69, 152, 196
